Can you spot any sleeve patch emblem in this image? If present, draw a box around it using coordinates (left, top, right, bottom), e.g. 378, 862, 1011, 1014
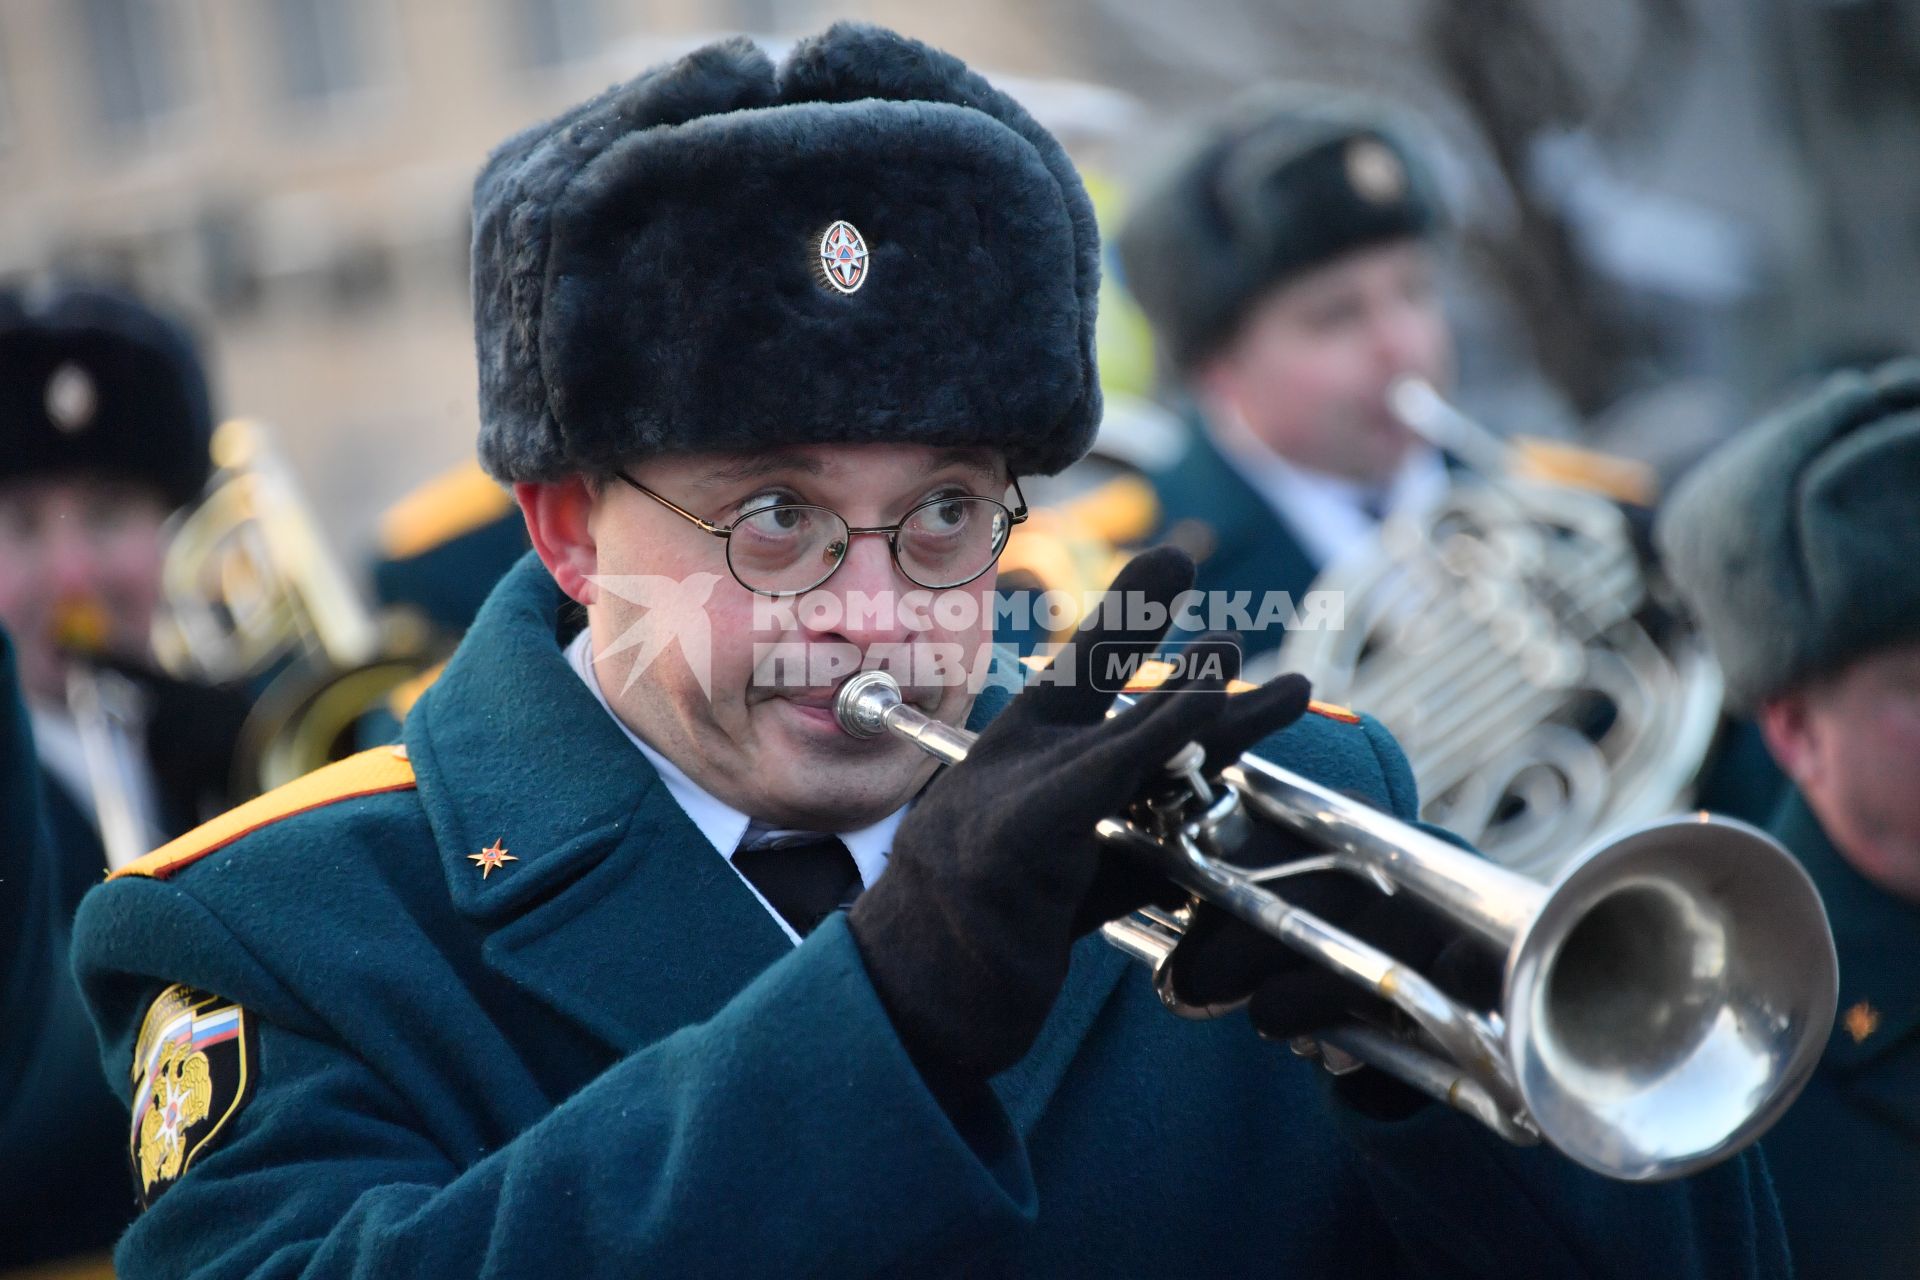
128, 984, 258, 1208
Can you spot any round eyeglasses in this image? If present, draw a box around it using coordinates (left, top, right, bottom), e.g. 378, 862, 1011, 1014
616, 472, 1028, 597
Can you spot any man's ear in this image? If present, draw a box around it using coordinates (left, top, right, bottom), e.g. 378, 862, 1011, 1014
1757, 692, 1819, 789
516, 478, 598, 605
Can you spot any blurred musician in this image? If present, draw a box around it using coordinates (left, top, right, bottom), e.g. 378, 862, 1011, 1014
0, 282, 247, 1270
1116, 93, 1453, 654
1659, 359, 1920, 1278
1116, 94, 1786, 833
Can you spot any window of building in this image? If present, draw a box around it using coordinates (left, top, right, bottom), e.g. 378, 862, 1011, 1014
502, 0, 603, 71
268, 0, 375, 105
78, 0, 190, 136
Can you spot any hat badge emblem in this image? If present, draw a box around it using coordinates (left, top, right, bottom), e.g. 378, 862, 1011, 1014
1345, 138, 1408, 205
45, 361, 99, 434
818, 220, 870, 295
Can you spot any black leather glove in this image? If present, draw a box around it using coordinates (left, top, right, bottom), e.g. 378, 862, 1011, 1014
848, 549, 1311, 1095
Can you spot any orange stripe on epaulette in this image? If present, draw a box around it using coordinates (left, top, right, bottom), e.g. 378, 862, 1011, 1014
111, 746, 417, 882
1308, 700, 1361, 724
378, 460, 515, 560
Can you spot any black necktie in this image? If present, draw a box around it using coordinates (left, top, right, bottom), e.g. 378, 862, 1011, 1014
731, 833, 862, 937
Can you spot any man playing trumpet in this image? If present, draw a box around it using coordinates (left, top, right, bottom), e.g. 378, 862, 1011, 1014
72, 27, 1787, 1277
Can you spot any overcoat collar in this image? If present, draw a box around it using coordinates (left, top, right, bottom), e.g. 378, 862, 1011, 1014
1165, 420, 1308, 576
1156, 421, 1319, 660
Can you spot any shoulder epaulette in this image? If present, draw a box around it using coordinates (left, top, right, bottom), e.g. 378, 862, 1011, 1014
1065, 474, 1161, 546
378, 461, 514, 562
111, 746, 417, 882
1508, 436, 1658, 507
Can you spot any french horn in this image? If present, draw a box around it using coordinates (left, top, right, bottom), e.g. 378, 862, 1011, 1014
1265, 379, 1724, 877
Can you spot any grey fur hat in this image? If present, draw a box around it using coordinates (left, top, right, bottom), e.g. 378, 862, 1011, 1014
1657, 358, 1920, 711
471, 24, 1101, 482
1116, 93, 1442, 374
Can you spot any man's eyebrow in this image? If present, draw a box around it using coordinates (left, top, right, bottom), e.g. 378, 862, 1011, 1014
687, 453, 828, 488
920, 448, 1003, 483
687, 447, 1003, 489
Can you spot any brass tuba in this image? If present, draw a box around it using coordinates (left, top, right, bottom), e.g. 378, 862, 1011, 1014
1264, 379, 1724, 877
834, 669, 1838, 1182
153, 419, 441, 795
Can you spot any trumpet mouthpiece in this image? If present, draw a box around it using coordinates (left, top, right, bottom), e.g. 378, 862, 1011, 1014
834, 671, 903, 738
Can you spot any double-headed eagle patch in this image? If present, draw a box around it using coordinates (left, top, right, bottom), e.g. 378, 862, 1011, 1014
128, 984, 257, 1207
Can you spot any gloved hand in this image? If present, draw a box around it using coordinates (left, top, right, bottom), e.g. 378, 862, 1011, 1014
1070, 633, 1314, 933
848, 548, 1311, 1095
1165, 823, 1504, 1118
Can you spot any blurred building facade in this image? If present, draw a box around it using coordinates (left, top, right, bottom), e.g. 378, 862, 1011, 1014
0, 0, 1065, 559
3, 0, 1916, 556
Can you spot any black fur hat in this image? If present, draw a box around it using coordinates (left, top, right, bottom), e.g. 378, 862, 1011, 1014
0, 283, 214, 510
471, 24, 1102, 482
1117, 93, 1443, 374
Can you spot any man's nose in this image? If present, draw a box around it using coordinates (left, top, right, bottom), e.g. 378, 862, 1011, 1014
813, 534, 915, 647
1372, 302, 1441, 377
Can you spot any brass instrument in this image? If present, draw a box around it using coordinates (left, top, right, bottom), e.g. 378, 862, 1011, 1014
834, 668, 1837, 1182
153, 420, 440, 795
1265, 378, 1723, 877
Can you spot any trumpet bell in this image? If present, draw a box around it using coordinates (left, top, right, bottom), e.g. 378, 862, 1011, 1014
1510, 815, 1838, 1181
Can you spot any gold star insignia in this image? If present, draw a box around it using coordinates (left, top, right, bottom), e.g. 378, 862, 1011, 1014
1843, 1000, 1881, 1044
468, 838, 517, 879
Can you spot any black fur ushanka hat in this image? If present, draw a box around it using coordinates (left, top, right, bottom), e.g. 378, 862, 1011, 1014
1117, 94, 1443, 374
0, 283, 213, 510
471, 24, 1102, 483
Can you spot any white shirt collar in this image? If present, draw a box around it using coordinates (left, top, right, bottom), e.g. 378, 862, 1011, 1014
1208, 407, 1450, 569
563, 629, 905, 945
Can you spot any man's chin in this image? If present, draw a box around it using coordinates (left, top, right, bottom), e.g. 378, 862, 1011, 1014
744, 754, 931, 832
735, 693, 950, 825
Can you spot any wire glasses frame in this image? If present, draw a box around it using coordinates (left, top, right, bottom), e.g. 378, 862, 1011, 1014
615, 470, 1029, 597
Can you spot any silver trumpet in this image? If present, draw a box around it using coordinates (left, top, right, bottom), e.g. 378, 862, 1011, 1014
834, 669, 1838, 1182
